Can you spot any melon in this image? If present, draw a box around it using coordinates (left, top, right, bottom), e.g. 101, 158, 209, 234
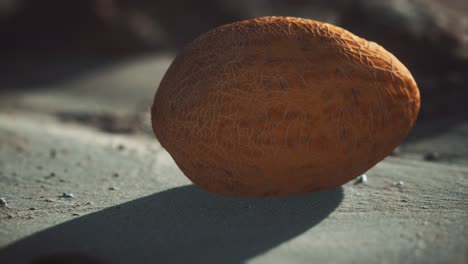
151, 17, 420, 196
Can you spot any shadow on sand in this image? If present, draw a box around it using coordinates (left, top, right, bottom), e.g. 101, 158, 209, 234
0, 185, 343, 264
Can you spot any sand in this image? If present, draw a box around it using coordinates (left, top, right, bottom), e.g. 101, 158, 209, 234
0, 54, 467, 263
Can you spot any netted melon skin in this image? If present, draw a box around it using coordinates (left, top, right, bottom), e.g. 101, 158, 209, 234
152, 16, 420, 197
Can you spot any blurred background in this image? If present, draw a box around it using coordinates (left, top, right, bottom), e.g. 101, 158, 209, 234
0, 0, 467, 137
1, 0, 467, 118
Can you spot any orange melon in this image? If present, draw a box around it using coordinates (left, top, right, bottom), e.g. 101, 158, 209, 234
151, 17, 420, 196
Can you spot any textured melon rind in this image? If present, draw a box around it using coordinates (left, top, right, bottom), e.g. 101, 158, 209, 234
152, 16, 420, 197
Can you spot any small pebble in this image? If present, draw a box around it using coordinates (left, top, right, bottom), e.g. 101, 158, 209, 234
355, 174, 368, 184
45, 198, 55, 202
45, 172, 56, 179
72, 213, 80, 216
61, 192, 74, 198
50, 149, 57, 158
394, 181, 404, 186
0, 197, 7, 207
424, 152, 440, 161
117, 144, 125, 151
112, 173, 119, 178
29, 207, 37, 210
108, 186, 118, 191
7, 214, 14, 219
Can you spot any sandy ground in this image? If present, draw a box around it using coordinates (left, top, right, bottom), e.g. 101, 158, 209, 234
0, 54, 467, 264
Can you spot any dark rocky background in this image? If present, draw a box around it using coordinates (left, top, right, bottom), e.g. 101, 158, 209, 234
1, 0, 467, 120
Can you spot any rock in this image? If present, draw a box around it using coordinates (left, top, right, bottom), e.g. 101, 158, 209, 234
61, 192, 74, 199
0, 197, 7, 207
424, 152, 440, 161
355, 174, 368, 184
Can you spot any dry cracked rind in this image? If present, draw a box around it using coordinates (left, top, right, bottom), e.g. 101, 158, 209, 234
151, 16, 420, 197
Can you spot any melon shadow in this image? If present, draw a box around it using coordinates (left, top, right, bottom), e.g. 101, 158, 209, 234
0, 185, 343, 264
